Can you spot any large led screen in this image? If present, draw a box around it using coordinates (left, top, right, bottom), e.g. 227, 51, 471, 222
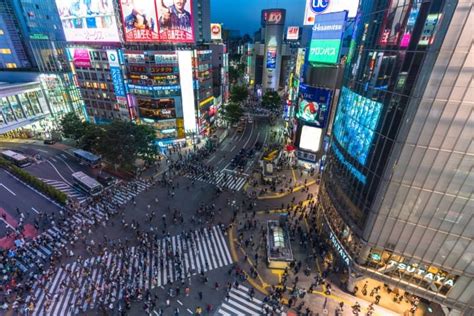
266, 47, 277, 69
120, 0, 194, 43
333, 87, 383, 166
296, 84, 332, 128
299, 125, 322, 153
55, 0, 120, 42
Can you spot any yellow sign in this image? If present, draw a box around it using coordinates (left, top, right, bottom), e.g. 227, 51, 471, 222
176, 118, 185, 138
199, 96, 214, 107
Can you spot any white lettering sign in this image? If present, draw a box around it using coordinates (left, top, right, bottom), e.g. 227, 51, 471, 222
310, 47, 336, 56
329, 231, 351, 266
387, 260, 455, 287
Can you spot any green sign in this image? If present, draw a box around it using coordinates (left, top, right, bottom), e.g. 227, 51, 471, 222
29, 34, 49, 40
308, 39, 341, 64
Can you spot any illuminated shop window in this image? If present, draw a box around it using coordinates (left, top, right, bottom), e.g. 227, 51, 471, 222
0, 48, 11, 54
6, 63, 17, 68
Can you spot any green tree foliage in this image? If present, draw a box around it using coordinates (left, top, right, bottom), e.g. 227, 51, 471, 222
221, 102, 244, 124
60, 113, 85, 141
230, 85, 249, 103
261, 90, 281, 109
59, 119, 159, 171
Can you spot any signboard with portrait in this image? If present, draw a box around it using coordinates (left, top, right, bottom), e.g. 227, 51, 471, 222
296, 84, 332, 128
303, 0, 359, 25
286, 26, 299, 40
120, 0, 194, 43
55, 0, 121, 42
210, 23, 222, 40
266, 47, 277, 69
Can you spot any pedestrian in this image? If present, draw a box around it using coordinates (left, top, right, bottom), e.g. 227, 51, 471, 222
198, 291, 203, 300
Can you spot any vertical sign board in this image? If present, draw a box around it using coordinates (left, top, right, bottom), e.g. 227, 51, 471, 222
266, 47, 277, 69
308, 11, 347, 65
107, 50, 126, 98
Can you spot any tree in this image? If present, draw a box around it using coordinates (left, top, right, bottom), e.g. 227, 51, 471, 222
221, 102, 243, 124
79, 123, 104, 153
60, 113, 85, 140
230, 85, 248, 103
134, 124, 159, 165
261, 90, 281, 109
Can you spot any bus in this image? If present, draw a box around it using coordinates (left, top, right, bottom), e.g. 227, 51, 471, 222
72, 171, 103, 196
73, 149, 101, 168
1, 150, 31, 167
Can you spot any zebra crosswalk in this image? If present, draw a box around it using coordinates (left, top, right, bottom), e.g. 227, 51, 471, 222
39, 178, 88, 203
29, 225, 233, 315
184, 169, 248, 191
217, 285, 285, 316
12, 179, 152, 277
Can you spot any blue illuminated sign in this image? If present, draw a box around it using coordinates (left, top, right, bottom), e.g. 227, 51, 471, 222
311, 0, 330, 14
332, 143, 366, 184
110, 67, 125, 97
333, 87, 383, 166
128, 84, 180, 91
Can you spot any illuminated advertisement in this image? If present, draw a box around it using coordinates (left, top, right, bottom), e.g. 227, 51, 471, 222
107, 50, 126, 98
55, 0, 120, 42
72, 49, 91, 68
138, 98, 176, 120
296, 84, 332, 128
155, 54, 177, 64
303, 0, 359, 25
379, 0, 410, 46
120, 0, 194, 43
295, 48, 306, 79
299, 125, 323, 153
210, 23, 222, 40
261, 9, 286, 25
177, 50, 197, 132
400, 0, 422, 48
266, 47, 277, 69
418, 13, 442, 46
286, 26, 299, 40
333, 87, 383, 166
308, 11, 347, 65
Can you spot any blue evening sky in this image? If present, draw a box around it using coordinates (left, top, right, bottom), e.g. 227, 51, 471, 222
210, 0, 306, 36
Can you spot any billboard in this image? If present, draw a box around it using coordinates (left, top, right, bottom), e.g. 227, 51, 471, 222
303, 0, 359, 25
107, 50, 126, 98
55, 0, 120, 42
308, 11, 347, 64
72, 49, 91, 68
286, 26, 300, 40
120, 0, 194, 43
333, 87, 383, 166
210, 23, 222, 40
296, 84, 332, 128
418, 13, 442, 46
299, 125, 322, 153
266, 47, 277, 69
261, 9, 286, 26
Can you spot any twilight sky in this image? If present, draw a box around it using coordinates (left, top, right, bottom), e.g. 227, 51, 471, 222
210, 0, 306, 36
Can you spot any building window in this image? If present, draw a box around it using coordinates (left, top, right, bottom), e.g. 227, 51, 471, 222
0, 29, 4, 35
0, 49, 12, 54
6, 63, 17, 68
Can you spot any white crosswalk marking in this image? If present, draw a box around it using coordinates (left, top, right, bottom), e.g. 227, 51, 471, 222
30, 226, 233, 315
184, 169, 247, 191
217, 285, 284, 316
39, 178, 88, 203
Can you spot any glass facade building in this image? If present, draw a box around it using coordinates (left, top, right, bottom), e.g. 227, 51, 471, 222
316, 0, 473, 314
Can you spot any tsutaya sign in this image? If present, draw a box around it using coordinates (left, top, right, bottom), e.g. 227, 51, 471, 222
329, 231, 351, 266
387, 260, 455, 287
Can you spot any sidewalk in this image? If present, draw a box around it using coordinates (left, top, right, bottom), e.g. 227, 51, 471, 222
227, 199, 425, 316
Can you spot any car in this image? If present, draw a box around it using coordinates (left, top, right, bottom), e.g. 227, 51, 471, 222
43, 139, 56, 145
236, 126, 244, 133
232, 122, 239, 128
248, 118, 253, 124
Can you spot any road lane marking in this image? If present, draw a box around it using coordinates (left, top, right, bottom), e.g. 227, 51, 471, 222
177, 300, 183, 305
230, 145, 236, 151
57, 156, 75, 173
31, 207, 39, 214
37, 149, 48, 153
50, 157, 57, 162
0, 218, 15, 230
208, 155, 217, 162
46, 160, 72, 186
0, 183, 16, 196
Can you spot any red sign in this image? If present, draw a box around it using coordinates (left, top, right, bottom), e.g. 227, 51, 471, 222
286, 26, 299, 40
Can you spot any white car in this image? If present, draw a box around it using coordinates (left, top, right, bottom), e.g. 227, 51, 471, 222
248, 118, 253, 124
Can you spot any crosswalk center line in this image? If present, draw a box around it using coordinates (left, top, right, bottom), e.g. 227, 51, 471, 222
216, 227, 233, 264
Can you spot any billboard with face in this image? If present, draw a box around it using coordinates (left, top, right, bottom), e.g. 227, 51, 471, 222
55, 0, 120, 42
210, 23, 222, 40
120, 0, 194, 43
296, 84, 332, 128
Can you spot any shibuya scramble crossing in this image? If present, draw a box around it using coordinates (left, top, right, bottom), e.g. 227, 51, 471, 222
0, 0, 472, 316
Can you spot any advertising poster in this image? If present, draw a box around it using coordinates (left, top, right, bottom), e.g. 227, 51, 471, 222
210, 23, 222, 40
286, 26, 300, 40
266, 47, 277, 69
55, 0, 120, 42
72, 49, 91, 68
303, 0, 359, 25
296, 84, 332, 128
378, 0, 410, 46
299, 125, 323, 153
156, 0, 194, 42
418, 13, 442, 46
308, 11, 347, 64
120, 0, 194, 43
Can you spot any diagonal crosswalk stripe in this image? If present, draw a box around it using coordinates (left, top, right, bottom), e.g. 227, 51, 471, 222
184, 170, 248, 191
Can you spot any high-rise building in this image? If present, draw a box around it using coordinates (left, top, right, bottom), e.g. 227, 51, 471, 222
315, 0, 473, 314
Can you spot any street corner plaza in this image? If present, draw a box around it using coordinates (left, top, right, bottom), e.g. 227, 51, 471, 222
29, 226, 233, 315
